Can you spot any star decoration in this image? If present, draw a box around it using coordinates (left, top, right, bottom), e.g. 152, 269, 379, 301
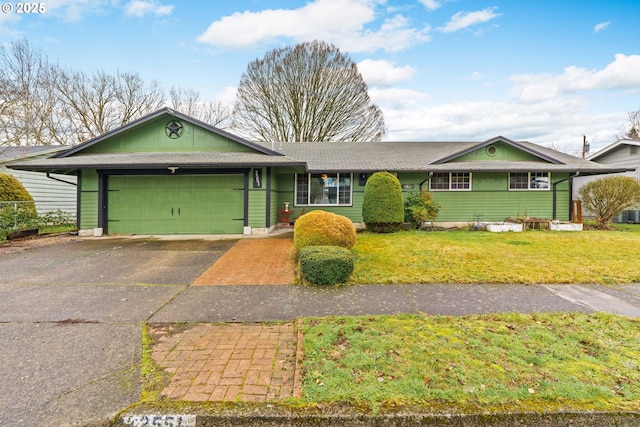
165, 120, 184, 139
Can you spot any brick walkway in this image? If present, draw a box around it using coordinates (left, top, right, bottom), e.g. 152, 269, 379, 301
193, 237, 296, 285
151, 323, 302, 402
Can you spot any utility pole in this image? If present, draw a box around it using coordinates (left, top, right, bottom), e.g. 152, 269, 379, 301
582, 135, 590, 158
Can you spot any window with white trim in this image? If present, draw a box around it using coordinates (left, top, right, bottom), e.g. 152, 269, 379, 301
509, 172, 550, 190
295, 173, 352, 206
429, 172, 472, 191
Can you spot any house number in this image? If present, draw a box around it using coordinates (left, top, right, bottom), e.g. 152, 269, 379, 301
253, 168, 262, 188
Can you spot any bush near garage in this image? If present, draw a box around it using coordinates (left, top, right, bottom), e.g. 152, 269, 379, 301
293, 210, 356, 252
362, 171, 404, 233
404, 190, 440, 229
299, 245, 354, 285
0, 173, 37, 233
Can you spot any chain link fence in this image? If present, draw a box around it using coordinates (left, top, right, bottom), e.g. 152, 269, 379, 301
0, 200, 76, 235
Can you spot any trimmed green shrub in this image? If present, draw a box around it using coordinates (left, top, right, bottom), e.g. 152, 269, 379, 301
0, 173, 34, 203
404, 190, 440, 229
294, 210, 356, 252
299, 245, 354, 285
0, 173, 37, 233
362, 171, 404, 233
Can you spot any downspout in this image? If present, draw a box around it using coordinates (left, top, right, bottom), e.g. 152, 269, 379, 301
266, 167, 271, 228
552, 172, 579, 220
419, 173, 431, 191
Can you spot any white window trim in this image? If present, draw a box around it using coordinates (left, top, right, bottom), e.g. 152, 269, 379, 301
508, 172, 550, 191
429, 172, 473, 191
294, 172, 353, 206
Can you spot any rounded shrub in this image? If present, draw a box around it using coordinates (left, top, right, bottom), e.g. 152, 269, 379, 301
0, 173, 34, 203
294, 210, 356, 252
0, 173, 37, 232
299, 245, 354, 285
362, 171, 404, 233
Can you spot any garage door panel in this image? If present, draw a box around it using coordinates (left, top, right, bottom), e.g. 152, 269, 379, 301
108, 175, 244, 234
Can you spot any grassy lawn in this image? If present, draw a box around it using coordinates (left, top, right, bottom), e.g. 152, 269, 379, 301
350, 226, 640, 284
300, 312, 640, 413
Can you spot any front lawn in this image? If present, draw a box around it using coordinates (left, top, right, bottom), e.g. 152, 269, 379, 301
300, 312, 640, 413
350, 227, 640, 284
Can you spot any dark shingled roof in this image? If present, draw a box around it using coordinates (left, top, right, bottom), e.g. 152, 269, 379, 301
7, 151, 305, 172
269, 140, 622, 173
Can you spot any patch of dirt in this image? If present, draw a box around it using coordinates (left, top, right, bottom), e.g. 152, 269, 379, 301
0, 233, 78, 255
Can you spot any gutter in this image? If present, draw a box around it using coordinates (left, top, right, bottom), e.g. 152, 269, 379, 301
46, 172, 77, 186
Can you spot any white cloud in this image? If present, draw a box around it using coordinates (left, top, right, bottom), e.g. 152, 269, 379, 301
196, 0, 430, 53
124, 0, 173, 17
593, 20, 611, 33
418, 0, 441, 11
439, 7, 502, 33
379, 93, 620, 151
357, 59, 416, 86
368, 59, 629, 151
510, 54, 640, 102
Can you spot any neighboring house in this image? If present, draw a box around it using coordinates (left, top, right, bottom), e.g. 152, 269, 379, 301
7, 108, 626, 235
1, 146, 77, 218
573, 138, 640, 222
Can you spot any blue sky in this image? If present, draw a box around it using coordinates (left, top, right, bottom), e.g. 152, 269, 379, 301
1, 0, 640, 152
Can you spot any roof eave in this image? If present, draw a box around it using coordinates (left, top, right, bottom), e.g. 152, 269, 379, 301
55, 108, 285, 158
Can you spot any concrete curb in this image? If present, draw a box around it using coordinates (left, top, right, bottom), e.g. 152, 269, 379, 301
114, 405, 640, 426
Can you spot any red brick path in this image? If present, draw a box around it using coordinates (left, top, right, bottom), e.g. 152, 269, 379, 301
151, 323, 302, 402
193, 238, 296, 285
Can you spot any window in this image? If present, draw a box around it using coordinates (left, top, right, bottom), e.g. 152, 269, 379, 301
509, 172, 550, 190
429, 172, 471, 191
295, 173, 352, 206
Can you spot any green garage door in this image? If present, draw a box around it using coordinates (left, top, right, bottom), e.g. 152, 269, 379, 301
108, 175, 244, 234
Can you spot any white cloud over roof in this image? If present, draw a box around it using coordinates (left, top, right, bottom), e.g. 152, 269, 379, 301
438, 7, 501, 33
124, 0, 174, 17
357, 59, 416, 86
196, 0, 429, 53
510, 54, 640, 102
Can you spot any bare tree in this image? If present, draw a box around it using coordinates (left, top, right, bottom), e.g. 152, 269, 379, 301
0, 39, 59, 146
625, 110, 640, 140
233, 40, 386, 142
53, 68, 165, 142
169, 86, 231, 128
1, 39, 232, 147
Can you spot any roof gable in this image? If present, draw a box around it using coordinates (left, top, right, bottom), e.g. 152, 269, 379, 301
588, 138, 640, 161
432, 136, 562, 165
56, 108, 283, 158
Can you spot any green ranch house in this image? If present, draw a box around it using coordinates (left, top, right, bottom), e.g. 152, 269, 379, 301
8, 108, 624, 236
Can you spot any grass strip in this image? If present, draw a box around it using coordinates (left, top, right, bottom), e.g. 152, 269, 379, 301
350, 229, 640, 284
300, 312, 640, 413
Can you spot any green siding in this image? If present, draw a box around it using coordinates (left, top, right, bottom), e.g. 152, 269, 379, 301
270, 170, 571, 224
79, 169, 99, 229
82, 118, 256, 154
454, 141, 545, 162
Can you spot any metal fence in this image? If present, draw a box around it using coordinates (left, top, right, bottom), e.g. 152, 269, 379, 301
0, 200, 76, 233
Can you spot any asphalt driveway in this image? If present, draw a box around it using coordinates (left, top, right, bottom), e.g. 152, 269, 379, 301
0, 236, 238, 285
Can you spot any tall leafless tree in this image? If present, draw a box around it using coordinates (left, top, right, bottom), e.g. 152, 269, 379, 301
0, 39, 59, 146
169, 86, 231, 128
233, 40, 386, 142
625, 110, 640, 140
1, 39, 232, 146
52, 68, 165, 142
